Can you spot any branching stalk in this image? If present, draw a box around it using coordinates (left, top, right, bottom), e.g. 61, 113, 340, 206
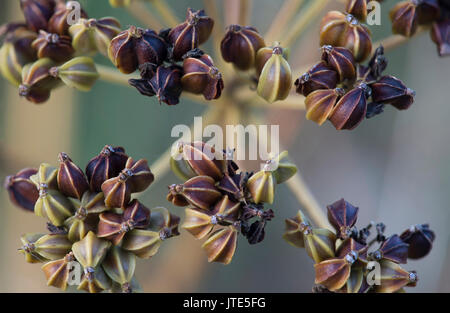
239, 0, 253, 26
265, 0, 305, 43
127, 1, 164, 30
148, 0, 180, 27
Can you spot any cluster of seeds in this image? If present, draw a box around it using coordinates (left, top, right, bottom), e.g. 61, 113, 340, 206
167, 142, 297, 264
284, 199, 435, 293
0, 0, 124, 103
4, 146, 179, 293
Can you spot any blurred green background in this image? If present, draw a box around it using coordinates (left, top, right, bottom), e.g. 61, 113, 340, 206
0, 0, 449, 292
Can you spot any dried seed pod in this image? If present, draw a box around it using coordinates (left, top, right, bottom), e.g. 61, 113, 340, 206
167, 176, 222, 210
20, 0, 56, 32
320, 11, 372, 62
400, 224, 435, 259
129, 65, 183, 105
78, 265, 112, 293
346, 0, 368, 21
321, 45, 356, 82
257, 45, 292, 103
342, 266, 365, 293
177, 141, 227, 181
19, 233, 72, 263
246, 170, 275, 204
370, 235, 409, 264
202, 226, 238, 265
336, 238, 368, 264
390, 1, 419, 37
182, 207, 216, 239
182, 52, 224, 100
282, 210, 310, 248
102, 246, 136, 289
266, 151, 298, 184
375, 260, 418, 293
371, 75, 415, 110
220, 25, 265, 71
326, 198, 359, 240
57, 152, 89, 199
41, 252, 76, 291
109, 0, 131, 8
85, 145, 128, 192
32, 30, 74, 62
314, 251, 359, 291
4, 168, 39, 212
70, 17, 121, 56
168, 8, 214, 61
48, 1, 88, 35
102, 158, 154, 209
49, 57, 99, 91
19, 58, 62, 104
211, 195, 241, 224
416, 0, 441, 24
31, 163, 58, 190
135, 28, 168, 67
121, 229, 163, 258
0, 28, 37, 86
35, 188, 74, 226
110, 276, 142, 293
431, 19, 450, 57
305, 88, 345, 126
303, 226, 336, 263
148, 207, 180, 238
295, 61, 338, 96
108, 26, 138, 74
329, 83, 368, 130
217, 173, 248, 202
65, 191, 107, 242
72, 231, 111, 268
255, 42, 290, 77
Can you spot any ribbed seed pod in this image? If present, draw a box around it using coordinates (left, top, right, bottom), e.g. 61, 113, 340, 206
32, 30, 74, 62
20, 0, 56, 32
321, 45, 356, 82
266, 150, 298, 184
121, 229, 162, 258
342, 266, 365, 293
102, 246, 136, 291
167, 176, 222, 210
182, 207, 216, 239
255, 42, 290, 77
416, 0, 441, 24
65, 191, 107, 242
41, 252, 76, 291
257, 45, 292, 103
148, 207, 181, 238
431, 19, 450, 57
217, 173, 247, 202
202, 226, 238, 265
303, 227, 336, 263
336, 238, 368, 264
19, 233, 72, 263
390, 1, 419, 37
305, 88, 345, 126
4, 168, 39, 212
375, 260, 418, 293
30, 163, 58, 189
314, 251, 359, 291
320, 11, 372, 62
69, 17, 121, 56
220, 25, 265, 71
246, 170, 275, 204
57, 152, 89, 199
211, 195, 241, 224
329, 83, 368, 130
346, 0, 368, 21
295, 61, 338, 96
282, 210, 310, 248
78, 265, 112, 293
102, 158, 154, 209
48, 1, 88, 35
168, 8, 214, 61
129, 65, 183, 105
86, 145, 128, 192
35, 187, 74, 226
400, 224, 435, 259
108, 26, 137, 74
49, 57, 99, 91
182, 52, 224, 100
327, 198, 359, 240
370, 235, 409, 264
371, 75, 415, 110
0, 28, 37, 86
19, 58, 62, 104
135, 28, 168, 67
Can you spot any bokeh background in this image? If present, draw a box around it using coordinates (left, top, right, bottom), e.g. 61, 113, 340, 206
0, 0, 449, 293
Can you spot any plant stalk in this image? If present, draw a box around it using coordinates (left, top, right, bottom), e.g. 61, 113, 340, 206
265, 0, 305, 43
147, 0, 180, 27
127, 1, 164, 30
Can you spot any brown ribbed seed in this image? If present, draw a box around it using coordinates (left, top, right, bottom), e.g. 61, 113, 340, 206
4, 168, 39, 212
390, 1, 419, 37
20, 0, 56, 32
303, 226, 336, 263
182, 207, 216, 239
305, 88, 345, 126
371, 75, 415, 110
246, 170, 275, 204
255, 43, 290, 77
32, 30, 74, 62
326, 198, 359, 240
121, 229, 163, 258
370, 235, 409, 264
57, 152, 89, 199
314, 251, 359, 291
48, 1, 88, 35
295, 61, 338, 96
346, 0, 368, 21
108, 27, 138, 74
148, 207, 181, 238
400, 224, 435, 259
41, 252, 76, 291
167, 176, 222, 210
282, 210, 310, 248
336, 238, 368, 264
182, 53, 224, 100
19, 233, 72, 263
329, 83, 368, 130
321, 45, 356, 82
431, 19, 450, 57
102, 246, 136, 290
202, 226, 238, 265
375, 260, 418, 293
220, 25, 266, 71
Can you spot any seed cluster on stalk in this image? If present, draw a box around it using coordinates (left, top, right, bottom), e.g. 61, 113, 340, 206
4, 145, 180, 293
295, 0, 418, 130
283, 198, 435, 293
167, 142, 298, 264
0, 0, 124, 103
